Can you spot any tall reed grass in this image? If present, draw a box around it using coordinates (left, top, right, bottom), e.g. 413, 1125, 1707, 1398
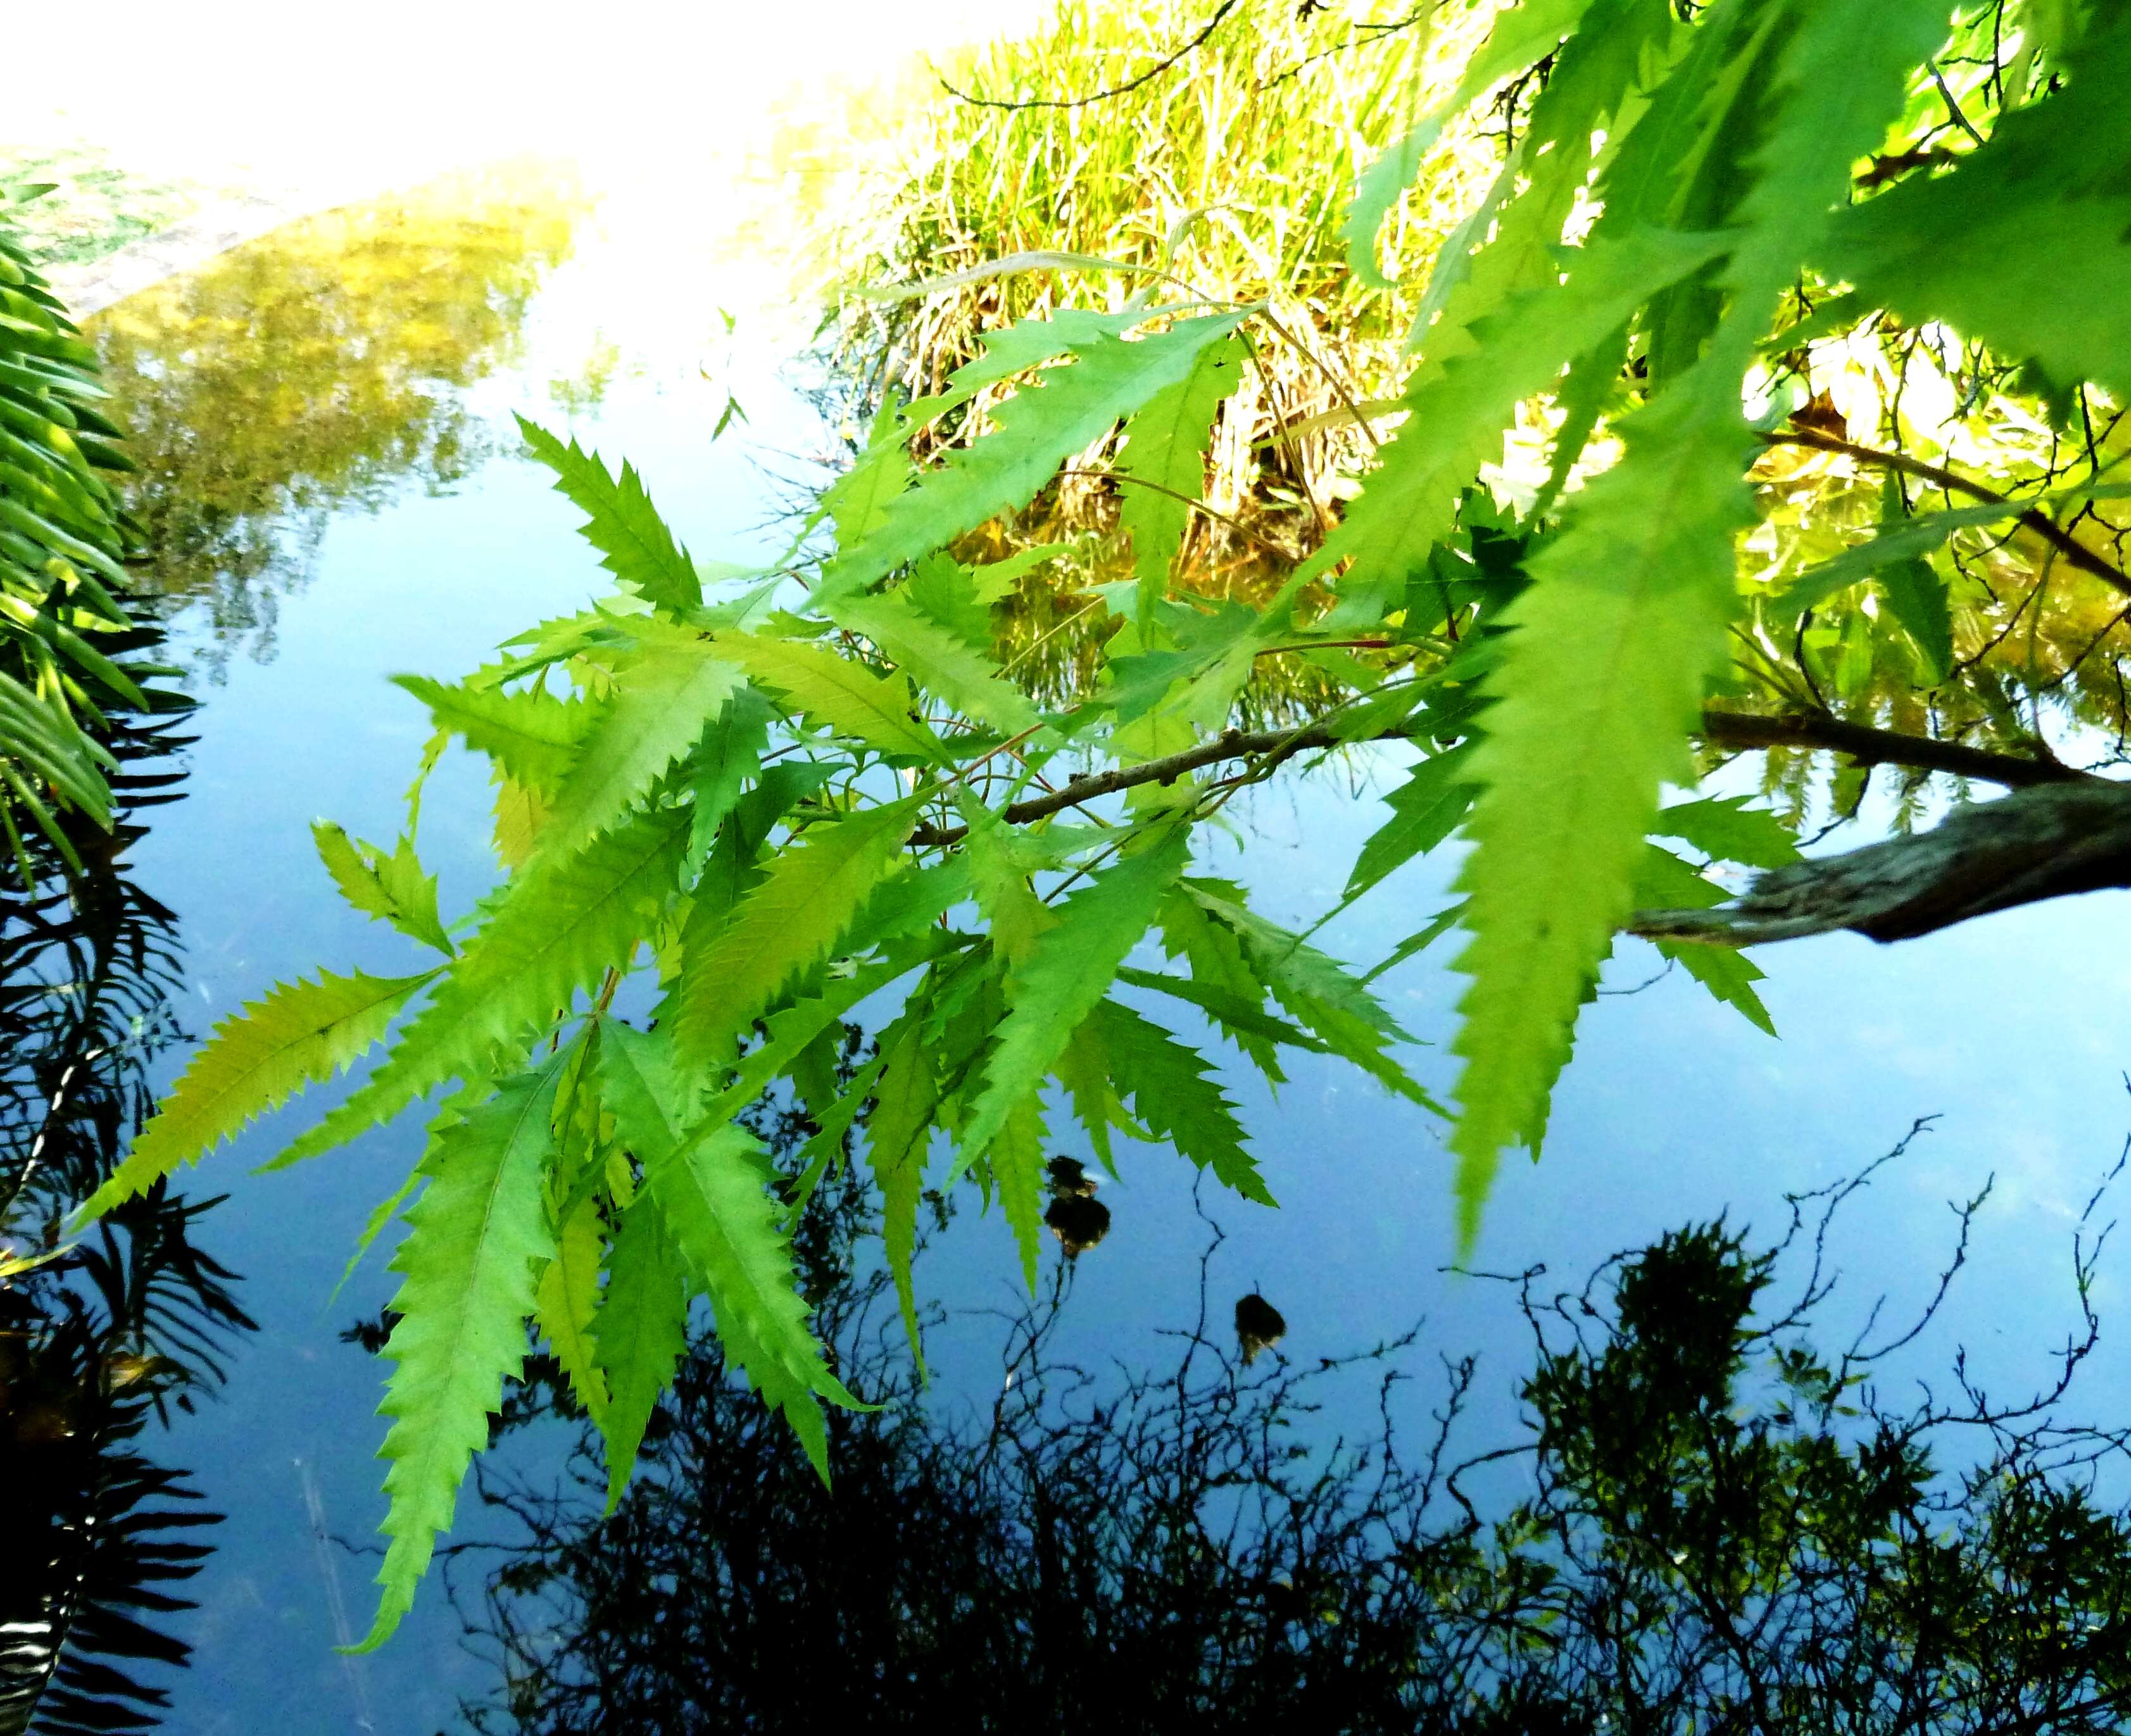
800, 0, 1506, 582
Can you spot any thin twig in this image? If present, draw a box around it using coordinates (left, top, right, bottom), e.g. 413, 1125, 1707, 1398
933, 0, 1245, 110
1927, 57, 1989, 147
1055, 468, 1300, 562
1763, 428, 2131, 600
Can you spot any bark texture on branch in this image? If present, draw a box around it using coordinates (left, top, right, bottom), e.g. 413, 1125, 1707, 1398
1630, 779, 2131, 946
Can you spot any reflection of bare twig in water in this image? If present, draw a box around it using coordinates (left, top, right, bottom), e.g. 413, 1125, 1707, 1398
422, 1091, 2131, 1733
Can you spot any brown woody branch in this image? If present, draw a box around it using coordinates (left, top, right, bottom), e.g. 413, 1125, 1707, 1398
934, 0, 1242, 109
907, 705, 2084, 848
1630, 777, 2131, 947
1698, 707, 2097, 789
1761, 428, 2131, 600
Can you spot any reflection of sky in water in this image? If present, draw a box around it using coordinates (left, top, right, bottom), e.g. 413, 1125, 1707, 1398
91, 177, 2131, 1728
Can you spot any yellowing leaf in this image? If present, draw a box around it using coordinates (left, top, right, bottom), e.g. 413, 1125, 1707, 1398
531, 622, 746, 865
536, 1192, 610, 1425
712, 632, 945, 762
80, 966, 439, 1218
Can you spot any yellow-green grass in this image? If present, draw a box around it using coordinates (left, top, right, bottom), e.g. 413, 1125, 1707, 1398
801, 0, 1507, 582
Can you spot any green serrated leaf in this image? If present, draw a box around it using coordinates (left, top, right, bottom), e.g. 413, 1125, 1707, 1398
1365, 900, 1469, 985
864, 1010, 940, 1375
1341, 0, 1599, 287
1184, 882, 1438, 1113
313, 823, 455, 956
1660, 940, 1775, 1036
1826, 23, 2131, 398
1273, 227, 1731, 632
952, 829, 1190, 1175
517, 415, 703, 611
1447, 374, 1754, 1244
831, 591, 1041, 736
1344, 743, 1478, 905
669, 800, 917, 1071
993, 1090, 1048, 1290
394, 672, 594, 798
601, 1025, 853, 1478
593, 1190, 691, 1512
273, 808, 689, 1172
686, 685, 772, 872
818, 312, 1248, 601
532, 622, 746, 865
1634, 845, 1777, 1035
80, 967, 439, 1218
820, 414, 915, 557
1652, 796, 1801, 869
712, 632, 946, 762
1876, 556, 1953, 686
353, 1062, 563, 1651
902, 553, 999, 653
1116, 336, 1243, 624
1098, 1000, 1273, 1204
1113, 964, 1327, 1061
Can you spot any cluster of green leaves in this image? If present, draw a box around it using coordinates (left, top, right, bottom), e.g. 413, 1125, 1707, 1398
0, 189, 158, 876
80, 0, 2131, 1646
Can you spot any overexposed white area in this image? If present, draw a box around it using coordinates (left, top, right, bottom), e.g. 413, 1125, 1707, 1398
15, 0, 1043, 211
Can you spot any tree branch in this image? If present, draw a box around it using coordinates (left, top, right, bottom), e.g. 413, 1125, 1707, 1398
908, 705, 2085, 847
1698, 707, 2097, 789
1761, 428, 2131, 599
1630, 778, 2131, 947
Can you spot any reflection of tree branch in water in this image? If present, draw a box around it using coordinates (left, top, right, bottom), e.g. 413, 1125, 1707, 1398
436, 1079, 2131, 1732
0, 637, 253, 1736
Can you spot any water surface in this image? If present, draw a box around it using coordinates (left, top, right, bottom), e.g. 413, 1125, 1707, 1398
32, 161, 2131, 1732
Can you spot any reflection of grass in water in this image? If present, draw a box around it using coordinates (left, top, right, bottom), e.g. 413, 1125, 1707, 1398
87, 163, 591, 674
990, 543, 1348, 729
0, 144, 201, 267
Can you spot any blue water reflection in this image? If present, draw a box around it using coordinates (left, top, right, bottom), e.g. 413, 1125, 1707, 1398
80, 187, 2131, 1732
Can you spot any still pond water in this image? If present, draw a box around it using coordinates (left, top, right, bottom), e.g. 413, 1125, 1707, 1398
18, 163, 2131, 1732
